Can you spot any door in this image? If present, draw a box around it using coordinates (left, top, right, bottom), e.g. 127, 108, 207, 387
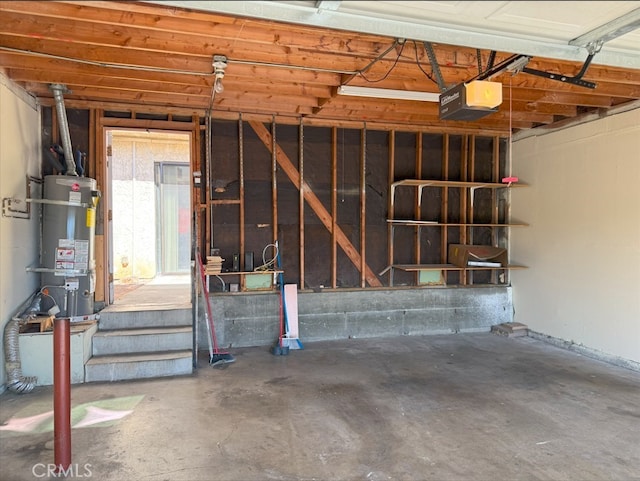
155, 162, 191, 274
108, 129, 191, 292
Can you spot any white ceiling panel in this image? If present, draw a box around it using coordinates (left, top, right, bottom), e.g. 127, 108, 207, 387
150, 1, 640, 67
334, 1, 640, 46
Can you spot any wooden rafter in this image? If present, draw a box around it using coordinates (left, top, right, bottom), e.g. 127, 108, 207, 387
0, 0, 638, 134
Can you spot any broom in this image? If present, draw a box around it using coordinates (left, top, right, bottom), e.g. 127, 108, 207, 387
271, 241, 288, 356
197, 254, 235, 366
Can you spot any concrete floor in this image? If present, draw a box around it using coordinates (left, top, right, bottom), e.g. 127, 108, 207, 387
1, 333, 639, 481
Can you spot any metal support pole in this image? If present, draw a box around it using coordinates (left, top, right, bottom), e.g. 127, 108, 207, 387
53, 317, 71, 472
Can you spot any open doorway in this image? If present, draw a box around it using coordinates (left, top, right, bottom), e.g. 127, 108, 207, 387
107, 129, 191, 302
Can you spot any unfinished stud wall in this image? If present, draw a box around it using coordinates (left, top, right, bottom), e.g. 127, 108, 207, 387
207, 119, 511, 291
35, 109, 515, 306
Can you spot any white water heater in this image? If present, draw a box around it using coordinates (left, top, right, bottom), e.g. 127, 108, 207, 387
41, 175, 99, 317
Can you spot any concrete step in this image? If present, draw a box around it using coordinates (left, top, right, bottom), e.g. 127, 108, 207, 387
98, 308, 191, 330
85, 350, 193, 383
92, 326, 192, 356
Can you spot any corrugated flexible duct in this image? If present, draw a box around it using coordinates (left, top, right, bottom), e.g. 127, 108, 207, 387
4, 319, 37, 394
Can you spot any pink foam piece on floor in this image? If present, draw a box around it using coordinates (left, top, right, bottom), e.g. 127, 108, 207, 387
284, 284, 299, 338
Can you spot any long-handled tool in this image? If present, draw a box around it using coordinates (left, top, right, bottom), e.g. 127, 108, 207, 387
196, 253, 235, 367
271, 241, 288, 356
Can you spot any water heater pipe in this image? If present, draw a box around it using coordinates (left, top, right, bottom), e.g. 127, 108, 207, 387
49, 84, 77, 176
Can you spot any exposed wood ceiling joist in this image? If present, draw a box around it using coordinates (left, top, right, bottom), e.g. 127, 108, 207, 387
0, 1, 638, 135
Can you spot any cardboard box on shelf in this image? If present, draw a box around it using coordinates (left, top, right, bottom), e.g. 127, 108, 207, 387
448, 244, 508, 268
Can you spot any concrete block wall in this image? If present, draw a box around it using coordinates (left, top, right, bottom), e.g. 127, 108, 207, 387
199, 286, 513, 350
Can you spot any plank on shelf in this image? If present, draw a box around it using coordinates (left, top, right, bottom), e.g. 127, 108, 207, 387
391, 179, 528, 188
391, 264, 527, 271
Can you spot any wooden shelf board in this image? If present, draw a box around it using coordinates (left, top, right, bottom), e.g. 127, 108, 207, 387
387, 220, 528, 227
390, 264, 527, 271
391, 179, 528, 189
206, 270, 282, 276
210, 199, 241, 205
